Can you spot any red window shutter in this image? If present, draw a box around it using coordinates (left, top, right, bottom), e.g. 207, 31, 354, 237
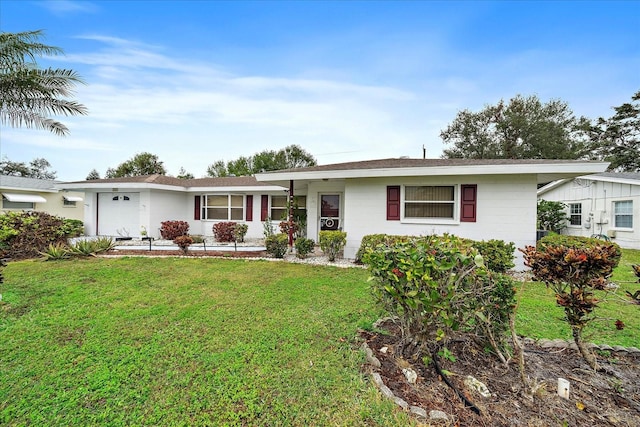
194, 195, 201, 220
246, 195, 253, 221
387, 186, 400, 220
260, 195, 269, 221
460, 184, 477, 222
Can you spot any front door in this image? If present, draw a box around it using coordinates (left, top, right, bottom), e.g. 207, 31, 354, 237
319, 194, 341, 231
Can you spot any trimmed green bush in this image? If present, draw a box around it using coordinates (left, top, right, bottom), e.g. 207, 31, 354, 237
265, 233, 289, 258
365, 234, 516, 362
294, 237, 315, 259
61, 219, 84, 237
355, 234, 413, 264
234, 223, 248, 242
472, 239, 516, 273
319, 230, 347, 262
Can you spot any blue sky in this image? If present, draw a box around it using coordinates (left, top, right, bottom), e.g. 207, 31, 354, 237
1, 0, 638, 181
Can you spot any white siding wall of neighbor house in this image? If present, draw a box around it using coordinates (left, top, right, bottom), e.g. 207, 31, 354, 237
340, 175, 537, 269
540, 179, 640, 250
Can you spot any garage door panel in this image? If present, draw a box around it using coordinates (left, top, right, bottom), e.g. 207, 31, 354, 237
98, 193, 140, 237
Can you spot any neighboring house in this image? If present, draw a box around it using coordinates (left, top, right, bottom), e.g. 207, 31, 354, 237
1, 175, 84, 221
255, 158, 608, 268
537, 172, 640, 250
58, 175, 289, 239
58, 159, 608, 268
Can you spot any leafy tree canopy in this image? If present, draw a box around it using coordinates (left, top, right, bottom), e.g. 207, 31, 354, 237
441, 95, 588, 160
0, 30, 88, 136
0, 156, 57, 179
588, 90, 640, 172
176, 167, 194, 179
85, 168, 100, 180
207, 144, 317, 177
105, 152, 167, 178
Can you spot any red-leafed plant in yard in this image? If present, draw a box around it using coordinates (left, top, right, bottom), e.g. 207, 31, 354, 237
173, 235, 193, 255
160, 220, 189, 240
213, 222, 236, 242
521, 240, 620, 370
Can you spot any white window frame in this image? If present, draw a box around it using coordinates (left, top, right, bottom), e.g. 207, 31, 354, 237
270, 195, 307, 221
201, 194, 245, 221
613, 200, 633, 230
568, 203, 582, 227
401, 185, 458, 224
2, 196, 34, 210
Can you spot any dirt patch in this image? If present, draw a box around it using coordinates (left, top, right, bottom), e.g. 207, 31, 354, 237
360, 319, 640, 426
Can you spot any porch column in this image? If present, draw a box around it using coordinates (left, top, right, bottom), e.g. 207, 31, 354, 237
288, 180, 294, 247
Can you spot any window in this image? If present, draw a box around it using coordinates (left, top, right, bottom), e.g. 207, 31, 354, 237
2, 196, 34, 210
404, 186, 455, 219
270, 195, 306, 221
614, 201, 633, 229
202, 194, 244, 220
63, 199, 77, 207
569, 203, 582, 226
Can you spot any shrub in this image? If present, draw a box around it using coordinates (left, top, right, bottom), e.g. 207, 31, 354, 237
537, 199, 568, 232
263, 217, 274, 239
294, 237, 315, 259
355, 234, 413, 264
70, 239, 99, 256
174, 235, 194, 255
365, 234, 516, 362
279, 220, 299, 239
265, 234, 288, 258
160, 220, 189, 240
213, 222, 237, 242
319, 231, 347, 262
190, 235, 205, 244
61, 219, 84, 237
234, 223, 248, 242
93, 237, 116, 253
40, 242, 71, 260
538, 234, 622, 262
0, 211, 67, 259
521, 240, 621, 370
473, 239, 516, 273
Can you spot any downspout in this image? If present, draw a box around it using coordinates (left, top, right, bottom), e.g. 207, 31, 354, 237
288, 180, 294, 248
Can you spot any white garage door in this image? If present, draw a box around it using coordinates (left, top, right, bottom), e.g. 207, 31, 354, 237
98, 192, 140, 237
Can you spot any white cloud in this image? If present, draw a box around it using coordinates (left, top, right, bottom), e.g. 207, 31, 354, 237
37, 0, 98, 15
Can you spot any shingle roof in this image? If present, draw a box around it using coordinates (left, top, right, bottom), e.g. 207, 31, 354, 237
264, 158, 602, 174
64, 174, 274, 188
592, 171, 640, 182
0, 175, 60, 191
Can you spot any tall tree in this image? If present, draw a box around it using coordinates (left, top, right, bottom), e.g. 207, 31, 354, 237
176, 167, 194, 179
441, 95, 588, 159
86, 168, 100, 180
105, 152, 167, 178
588, 90, 640, 172
0, 156, 57, 179
0, 30, 88, 136
207, 145, 317, 177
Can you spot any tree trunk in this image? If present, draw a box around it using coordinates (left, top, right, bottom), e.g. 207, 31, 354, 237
572, 326, 599, 371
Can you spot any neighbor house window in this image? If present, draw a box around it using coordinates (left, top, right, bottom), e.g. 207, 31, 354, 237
270, 195, 306, 221
2, 196, 34, 210
569, 203, 582, 226
404, 186, 455, 219
63, 199, 77, 207
202, 194, 244, 220
613, 201, 633, 229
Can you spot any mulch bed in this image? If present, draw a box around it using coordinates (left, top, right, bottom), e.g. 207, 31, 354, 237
360, 319, 640, 426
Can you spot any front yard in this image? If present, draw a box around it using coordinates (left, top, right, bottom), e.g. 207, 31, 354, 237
0, 250, 638, 425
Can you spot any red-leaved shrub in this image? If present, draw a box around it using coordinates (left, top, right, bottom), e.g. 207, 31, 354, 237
213, 222, 237, 242
160, 220, 189, 240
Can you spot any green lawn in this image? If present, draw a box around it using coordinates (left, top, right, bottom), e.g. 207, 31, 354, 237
516, 248, 640, 348
1, 251, 638, 425
0, 258, 412, 426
